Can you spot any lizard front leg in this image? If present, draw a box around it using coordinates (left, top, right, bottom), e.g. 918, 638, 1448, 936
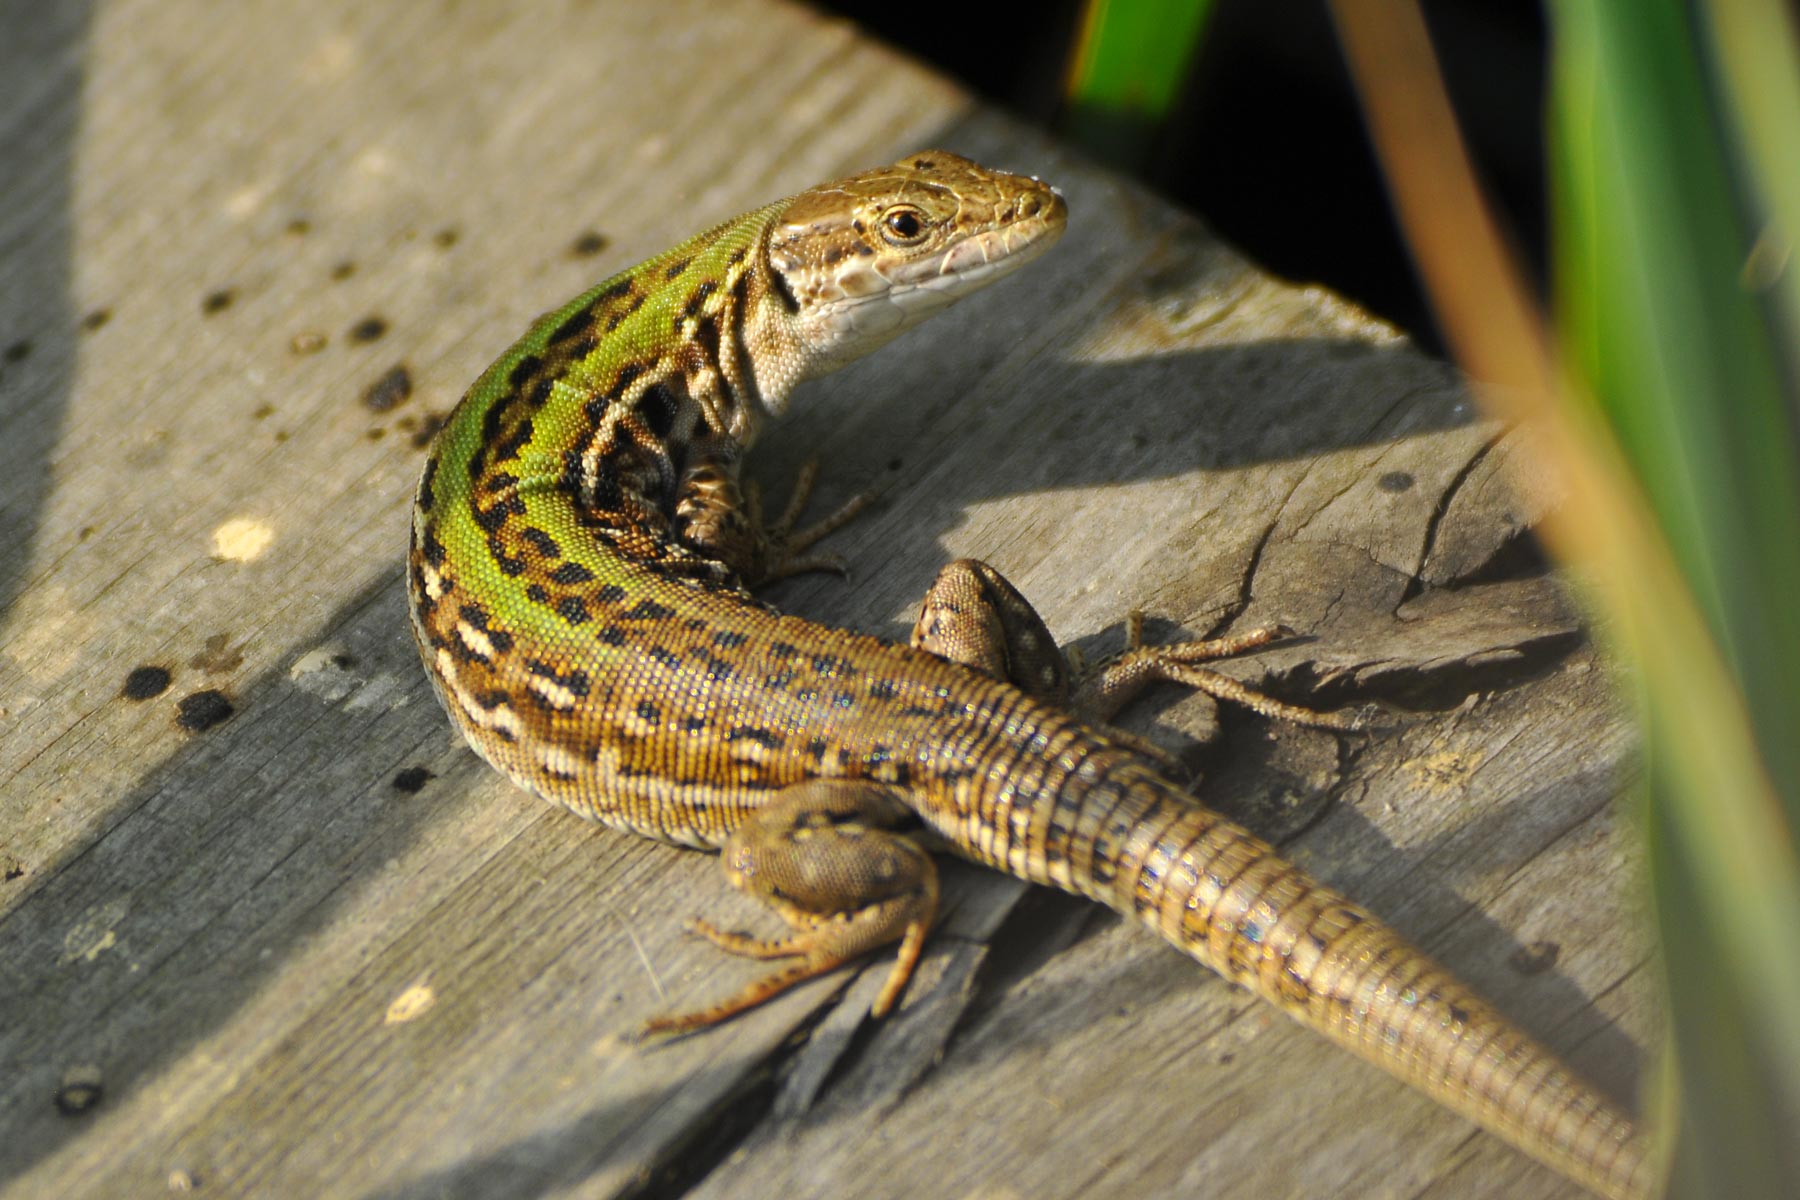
673, 438, 871, 585
639, 781, 938, 1039
911, 558, 1360, 731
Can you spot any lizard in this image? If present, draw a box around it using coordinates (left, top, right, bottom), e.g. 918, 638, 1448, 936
407, 151, 1652, 1199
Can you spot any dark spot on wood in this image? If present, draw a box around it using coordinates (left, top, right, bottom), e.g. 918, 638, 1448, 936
1, 341, 28, 363
54, 1065, 103, 1116
291, 331, 327, 355
331, 261, 356, 280
392, 766, 434, 793
200, 289, 234, 315
1508, 940, 1561, 975
663, 256, 693, 280
570, 230, 608, 256
366, 428, 386, 441
550, 561, 594, 585
557, 596, 590, 624
189, 633, 244, 674
121, 665, 172, 700
81, 308, 112, 332
286, 217, 311, 236
363, 364, 413, 412
433, 228, 459, 248
636, 700, 661, 726
175, 690, 235, 732
349, 315, 388, 342
1378, 471, 1414, 493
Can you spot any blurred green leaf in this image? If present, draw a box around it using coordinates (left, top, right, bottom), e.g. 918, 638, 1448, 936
1061, 0, 1216, 167
1548, 0, 1800, 1191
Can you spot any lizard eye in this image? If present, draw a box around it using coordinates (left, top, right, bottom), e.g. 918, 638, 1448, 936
879, 206, 928, 246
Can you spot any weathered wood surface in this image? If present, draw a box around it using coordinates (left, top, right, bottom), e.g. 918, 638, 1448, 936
0, 1, 1651, 1197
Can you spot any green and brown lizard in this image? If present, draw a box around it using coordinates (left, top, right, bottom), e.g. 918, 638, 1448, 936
408, 151, 1651, 1199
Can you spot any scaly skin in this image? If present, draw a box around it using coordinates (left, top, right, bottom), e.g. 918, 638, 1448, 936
408, 152, 1651, 1198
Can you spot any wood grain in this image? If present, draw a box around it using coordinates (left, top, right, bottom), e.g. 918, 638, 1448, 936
0, 1, 1649, 1197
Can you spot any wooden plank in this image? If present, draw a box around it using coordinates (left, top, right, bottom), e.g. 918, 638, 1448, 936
0, 1, 1649, 1197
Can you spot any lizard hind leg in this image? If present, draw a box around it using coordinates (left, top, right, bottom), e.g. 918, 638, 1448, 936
638, 781, 937, 1040
909, 558, 1361, 741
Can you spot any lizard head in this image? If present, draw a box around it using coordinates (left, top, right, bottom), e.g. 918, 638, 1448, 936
765, 151, 1067, 379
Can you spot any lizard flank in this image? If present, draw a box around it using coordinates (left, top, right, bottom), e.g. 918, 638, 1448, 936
408, 152, 1650, 1199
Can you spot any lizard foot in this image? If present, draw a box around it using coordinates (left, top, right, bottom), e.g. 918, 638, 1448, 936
745, 457, 876, 583
1072, 610, 1364, 730
636, 781, 937, 1041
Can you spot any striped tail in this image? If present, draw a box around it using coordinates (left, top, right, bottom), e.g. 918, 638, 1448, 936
1002, 749, 1651, 1199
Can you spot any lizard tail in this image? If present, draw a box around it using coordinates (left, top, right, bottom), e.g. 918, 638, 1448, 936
1057, 761, 1652, 1199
